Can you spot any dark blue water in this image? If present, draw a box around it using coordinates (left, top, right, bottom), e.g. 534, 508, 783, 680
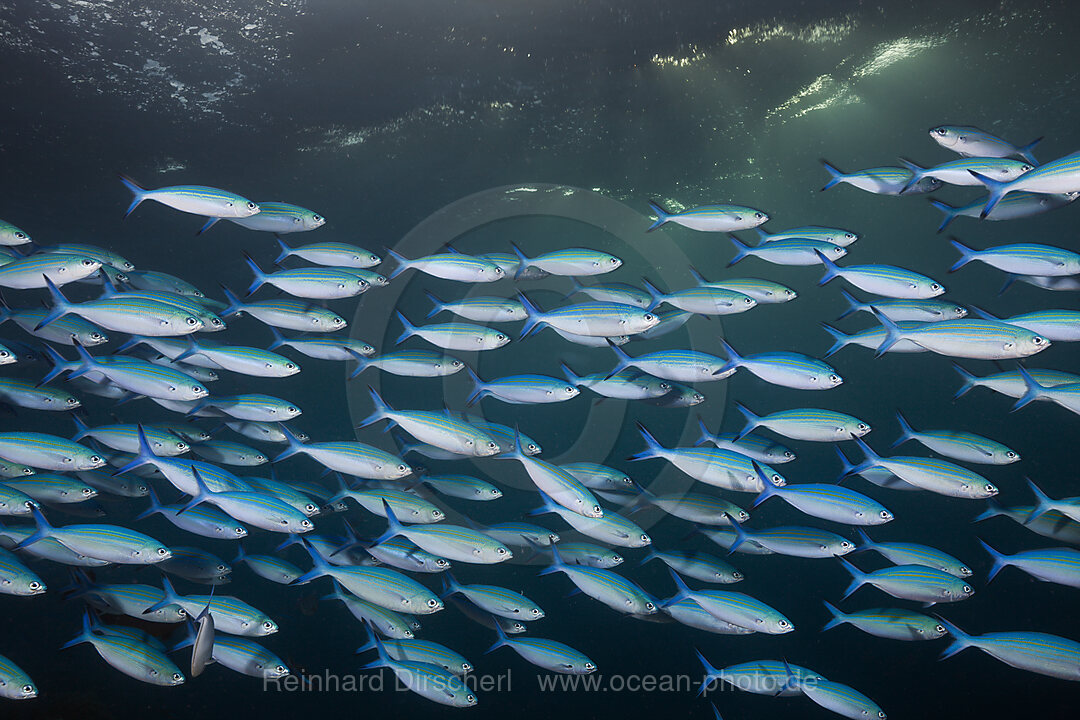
1, 1, 1079, 718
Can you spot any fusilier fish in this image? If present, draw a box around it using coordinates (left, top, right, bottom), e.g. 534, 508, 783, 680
648, 199, 768, 232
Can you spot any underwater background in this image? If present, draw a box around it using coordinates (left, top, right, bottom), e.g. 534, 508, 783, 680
1, 0, 1079, 718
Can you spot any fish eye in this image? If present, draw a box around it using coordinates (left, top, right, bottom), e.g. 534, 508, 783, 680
234, 527, 245, 534
436, 559, 449, 567
829, 374, 840, 382
82, 259, 94, 266
640, 534, 649, 542
986, 484, 998, 493
313, 215, 322, 222
496, 547, 508, 555
784, 451, 795, 459
732, 571, 744, 580
301, 520, 313, 528
29, 581, 41, 590
247, 202, 256, 209
962, 585, 972, 593
879, 510, 890, 518
185, 317, 197, 325
288, 406, 298, 413
286, 363, 295, 369
1006, 451, 1016, 458
779, 620, 790, 627
157, 547, 168, 555
771, 474, 782, 484
841, 541, 853, 549
426, 598, 439, 607
935, 624, 946, 633
931, 283, 941, 291
89, 455, 101, 463
262, 621, 275, 630
21, 684, 32, 693
832, 247, 843, 254
644, 314, 656, 322
1032, 336, 1045, 345
66, 397, 77, 404
609, 257, 618, 264
934, 127, 946, 135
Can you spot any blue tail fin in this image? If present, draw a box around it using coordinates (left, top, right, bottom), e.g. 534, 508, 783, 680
869, 307, 905, 357
134, 485, 165, 521
603, 338, 634, 380
384, 248, 411, 281
508, 242, 532, 281
732, 401, 760, 442
292, 539, 332, 585
357, 386, 392, 429
118, 174, 147, 218
977, 538, 1009, 584
835, 444, 870, 480
113, 425, 160, 476
1017, 136, 1042, 165
687, 266, 709, 286
559, 362, 584, 388
891, 410, 917, 449
266, 325, 286, 351
836, 289, 865, 320
821, 599, 847, 631
693, 415, 716, 448
142, 575, 185, 615
820, 160, 846, 191
424, 290, 446, 319
464, 365, 486, 407
820, 323, 851, 359
749, 463, 781, 509
972, 498, 1005, 523
394, 311, 416, 346
628, 423, 666, 462
852, 528, 875, 554
639, 277, 666, 311
60, 611, 98, 650
219, 286, 245, 318
727, 235, 751, 267
176, 466, 214, 515
12, 504, 54, 551
951, 363, 979, 400
516, 292, 545, 339
897, 157, 927, 195
935, 616, 974, 660
836, 556, 867, 600
715, 337, 741, 376
695, 649, 722, 697
34, 276, 74, 331
274, 237, 294, 266
948, 237, 978, 273
968, 170, 1011, 219
646, 200, 670, 232
1010, 366, 1046, 413
928, 199, 960, 233
662, 567, 694, 608
272, 423, 308, 463
243, 252, 268, 296
1024, 477, 1054, 524
815, 249, 843, 285
372, 499, 407, 546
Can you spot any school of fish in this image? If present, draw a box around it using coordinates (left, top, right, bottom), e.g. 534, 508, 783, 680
0, 126, 1078, 716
